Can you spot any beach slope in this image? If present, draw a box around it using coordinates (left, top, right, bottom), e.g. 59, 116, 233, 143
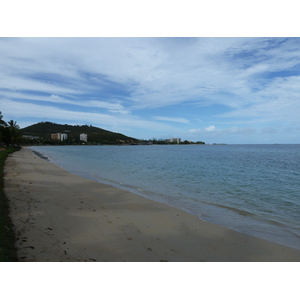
4, 148, 300, 262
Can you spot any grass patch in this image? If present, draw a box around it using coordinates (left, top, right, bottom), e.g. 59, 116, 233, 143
0, 147, 19, 262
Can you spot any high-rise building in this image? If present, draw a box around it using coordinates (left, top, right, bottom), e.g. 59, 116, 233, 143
51, 133, 68, 141
80, 133, 87, 142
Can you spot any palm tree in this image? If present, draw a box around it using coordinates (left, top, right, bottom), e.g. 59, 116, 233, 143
0, 112, 7, 144
0, 112, 7, 126
7, 120, 21, 145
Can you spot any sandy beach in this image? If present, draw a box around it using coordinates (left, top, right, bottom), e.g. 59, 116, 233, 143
4, 147, 300, 262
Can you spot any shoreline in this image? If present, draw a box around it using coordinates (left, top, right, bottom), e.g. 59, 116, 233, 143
4, 147, 300, 261
30, 145, 300, 251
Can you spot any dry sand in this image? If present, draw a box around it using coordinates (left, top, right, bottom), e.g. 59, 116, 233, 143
4, 147, 300, 262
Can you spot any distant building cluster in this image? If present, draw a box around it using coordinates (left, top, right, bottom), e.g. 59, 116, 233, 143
22, 135, 40, 140
165, 137, 181, 144
51, 133, 68, 141
51, 133, 88, 142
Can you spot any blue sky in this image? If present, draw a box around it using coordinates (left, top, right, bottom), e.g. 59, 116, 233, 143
1, 37, 300, 144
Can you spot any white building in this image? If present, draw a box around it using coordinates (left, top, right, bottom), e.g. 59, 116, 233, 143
166, 137, 181, 144
80, 133, 87, 142
51, 133, 68, 141
60, 133, 68, 141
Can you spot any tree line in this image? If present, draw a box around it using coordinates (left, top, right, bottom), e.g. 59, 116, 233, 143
139, 138, 205, 145
0, 112, 22, 146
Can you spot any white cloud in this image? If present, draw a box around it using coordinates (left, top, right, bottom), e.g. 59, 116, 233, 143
191, 125, 256, 136
189, 128, 201, 133
153, 116, 189, 123
0, 75, 79, 95
0, 38, 265, 110
1, 99, 176, 134
1, 37, 300, 143
227, 126, 256, 135
2, 38, 300, 115
0, 90, 130, 114
204, 125, 217, 132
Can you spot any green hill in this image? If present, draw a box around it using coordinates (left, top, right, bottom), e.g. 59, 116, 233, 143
21, 122, 138, 145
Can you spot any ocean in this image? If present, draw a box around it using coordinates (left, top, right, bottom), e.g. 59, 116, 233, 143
30, 144, 300, 250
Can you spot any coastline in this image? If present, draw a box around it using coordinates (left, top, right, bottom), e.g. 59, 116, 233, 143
4, 147, 300, 262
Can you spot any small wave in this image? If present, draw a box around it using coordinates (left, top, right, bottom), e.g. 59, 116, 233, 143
31, 150, 49, 161
212, 203, 256, 217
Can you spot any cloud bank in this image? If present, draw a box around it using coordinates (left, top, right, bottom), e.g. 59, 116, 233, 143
1, 37, 300, 143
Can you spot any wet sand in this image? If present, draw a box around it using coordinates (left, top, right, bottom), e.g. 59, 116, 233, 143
4, 147, 300, 261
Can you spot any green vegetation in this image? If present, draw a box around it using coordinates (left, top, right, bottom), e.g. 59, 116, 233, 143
21, 121, 138, 145
139, 138, 205, 145
0, 112, 22, 146
0, 112, 22, 261
1, 111, 205, 146
0, 147, 19, 261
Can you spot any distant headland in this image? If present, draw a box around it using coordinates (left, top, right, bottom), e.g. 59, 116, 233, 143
20, 122, 206, 146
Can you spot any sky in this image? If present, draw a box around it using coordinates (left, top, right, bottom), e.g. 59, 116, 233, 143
1, 37, 300, 144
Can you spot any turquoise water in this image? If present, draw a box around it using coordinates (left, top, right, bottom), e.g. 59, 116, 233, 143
30, 144, 300, 249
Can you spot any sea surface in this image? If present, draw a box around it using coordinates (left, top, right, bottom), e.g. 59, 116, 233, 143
30, 144, 300, 250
